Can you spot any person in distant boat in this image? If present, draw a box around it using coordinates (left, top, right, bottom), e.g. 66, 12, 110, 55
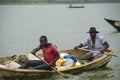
69, 4, 72, 7
19, 35, 60, 70
74, 27, 109, 60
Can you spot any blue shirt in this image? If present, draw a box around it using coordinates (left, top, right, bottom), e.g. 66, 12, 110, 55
81, 34, 106, 51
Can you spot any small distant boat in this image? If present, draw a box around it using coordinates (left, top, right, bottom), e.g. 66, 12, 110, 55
68, 4, 85, 8
104, 18, 120, 31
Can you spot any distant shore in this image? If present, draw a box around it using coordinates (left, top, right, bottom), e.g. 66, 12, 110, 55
0, 2, 120, 5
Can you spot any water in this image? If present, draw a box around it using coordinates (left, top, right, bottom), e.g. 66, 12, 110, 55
0, 3, 120, 80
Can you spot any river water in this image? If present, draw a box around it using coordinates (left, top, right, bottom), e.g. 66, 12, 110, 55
0, 3, 120, 80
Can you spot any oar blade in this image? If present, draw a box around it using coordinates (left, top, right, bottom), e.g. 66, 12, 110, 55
64, 74, 73, 78
57, 73, 73, 78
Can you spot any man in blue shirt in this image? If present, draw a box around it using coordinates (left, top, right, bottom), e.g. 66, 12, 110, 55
74, 27, 109, 60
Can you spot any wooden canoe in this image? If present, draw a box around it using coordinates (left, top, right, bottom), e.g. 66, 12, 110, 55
0, 49, 112, 79
59, 49, 112, 74
104, 18, 120, 31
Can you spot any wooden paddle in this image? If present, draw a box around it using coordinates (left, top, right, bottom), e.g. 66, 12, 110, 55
77, 48, 119, 57
32, 53, 70, 78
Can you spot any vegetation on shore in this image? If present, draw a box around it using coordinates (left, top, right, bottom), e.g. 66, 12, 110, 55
0, 0, 120, 4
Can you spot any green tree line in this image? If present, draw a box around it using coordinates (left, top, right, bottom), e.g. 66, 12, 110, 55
0, 0, 120, 4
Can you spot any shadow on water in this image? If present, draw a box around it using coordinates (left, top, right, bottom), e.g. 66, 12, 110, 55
110, 31, 120, 34
48, 67, 116, 80
78, 67, 114, 80
0, 77, 56, 80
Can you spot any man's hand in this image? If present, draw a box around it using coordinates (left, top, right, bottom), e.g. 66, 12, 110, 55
100, 50, 105, 54
48, 62, 53, 67
31, 49, 36, 55
74, 46, 79, 50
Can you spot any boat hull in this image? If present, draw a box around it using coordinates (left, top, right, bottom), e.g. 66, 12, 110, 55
0, 67, 53, 79
0, 49, 112, 79
68, 4, 85, 8
59, 49, 112, 74
104, 18, 120, 31
68, 6, 85, 8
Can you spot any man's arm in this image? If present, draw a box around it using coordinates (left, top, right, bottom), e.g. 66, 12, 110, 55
49, 53, 60, 66
31, 45, 41, 55
101, 41, 109, 53
74, 43, 83, 50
